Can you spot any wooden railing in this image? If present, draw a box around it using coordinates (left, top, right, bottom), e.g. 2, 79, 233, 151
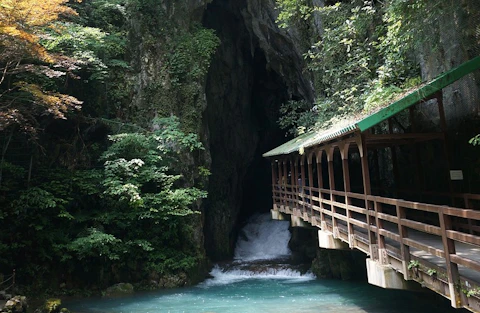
272, 184, 480, 312
0, 269, 15, 294
371, 186, 480, 211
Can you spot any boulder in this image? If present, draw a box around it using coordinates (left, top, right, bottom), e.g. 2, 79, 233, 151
158, 273, 187, 288
2, 296, 27, 313
33, 298, 71, 313
42, 298, 61, 313
103, 283, 134, 297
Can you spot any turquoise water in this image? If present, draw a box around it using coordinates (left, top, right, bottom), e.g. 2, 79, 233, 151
68, 276, 460, 313
67, 215, 464, 313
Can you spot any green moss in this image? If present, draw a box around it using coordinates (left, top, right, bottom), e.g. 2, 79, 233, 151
44, 298, 62, 313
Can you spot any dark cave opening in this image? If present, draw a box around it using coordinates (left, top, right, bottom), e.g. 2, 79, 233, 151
238, 49, 290, 223
202, 0, 295, 260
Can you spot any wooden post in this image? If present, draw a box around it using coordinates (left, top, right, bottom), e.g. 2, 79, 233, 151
396, 204, 410, 280
293, 159, 299, 214
271, 161, 278, 210
316, 151, 324, 192
439, 208, 462, 308
307, 154, 314, 220
300, 157, 307, 218
317, 150, 326, 229
327, 146, 337, 237
341, 142, 354, 248
358, 133, 377, 259
375, 201, 387, 264
277, 160, 283, 210
327, 146, 335, 199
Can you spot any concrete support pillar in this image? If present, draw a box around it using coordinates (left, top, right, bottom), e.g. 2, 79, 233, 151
318, 230, 348, 250
291, 214, 308, 228
271, 209, 286, 221
366, 258, 413, 290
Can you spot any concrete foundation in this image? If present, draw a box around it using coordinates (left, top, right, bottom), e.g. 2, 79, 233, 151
271, 209, 286, 221
366, 258, 414, 290
291, 215, 308, 227
318, 230, 349, 249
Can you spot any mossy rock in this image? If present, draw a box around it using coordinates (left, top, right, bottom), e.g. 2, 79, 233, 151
44, 299, 61, 313
103, 283, 134, 297
3, 295, 27, 313
32, 298, 61, 313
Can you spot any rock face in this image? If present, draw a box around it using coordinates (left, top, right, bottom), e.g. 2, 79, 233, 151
125, 0, 316, 264
416, 6, 480, 130
124, 0, 215, 281
310, 249, 367, 281
202, 0, 314, 260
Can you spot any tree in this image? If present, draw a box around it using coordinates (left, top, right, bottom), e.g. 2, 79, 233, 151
0, 0, 82, 133
63, 116, 208, 278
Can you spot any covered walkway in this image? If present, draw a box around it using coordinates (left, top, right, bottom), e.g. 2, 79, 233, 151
264, 57, 480, 312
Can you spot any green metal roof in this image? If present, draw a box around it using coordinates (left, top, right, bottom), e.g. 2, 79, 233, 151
263, 56, 480, 158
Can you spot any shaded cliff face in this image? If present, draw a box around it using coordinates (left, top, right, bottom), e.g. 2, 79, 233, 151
202, 0, 313, 260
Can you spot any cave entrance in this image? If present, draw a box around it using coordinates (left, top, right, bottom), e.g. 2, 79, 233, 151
202, 0, 298, 260
238, 49, 289, 222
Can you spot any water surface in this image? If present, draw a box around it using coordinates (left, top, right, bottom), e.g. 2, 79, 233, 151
68, 214, 465, 313
69, 277, 460, 313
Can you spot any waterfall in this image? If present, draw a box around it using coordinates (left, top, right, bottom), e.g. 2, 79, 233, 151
234, 213, 291, 261
203, 213, 315, 286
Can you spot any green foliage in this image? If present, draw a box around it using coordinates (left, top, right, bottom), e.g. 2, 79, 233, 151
167, 27, 220, 86
275, 0, 312, 29
0, 0, 214, 294
275, 0, 480, 135
275, 0, 422, 134
408, 259, 420, 270
67, 228, 123, 261
63, 115, 207, 277
278, 100, 317, 136
426, 268, 437, 277
465, 287, 480, 298
0, 115, 207, 289
470, 134, 480, 146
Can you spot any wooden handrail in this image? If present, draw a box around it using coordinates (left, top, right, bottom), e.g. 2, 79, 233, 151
272, 182, 480, 302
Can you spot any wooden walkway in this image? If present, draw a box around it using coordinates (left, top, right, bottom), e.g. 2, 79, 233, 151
272, 185, 480, 313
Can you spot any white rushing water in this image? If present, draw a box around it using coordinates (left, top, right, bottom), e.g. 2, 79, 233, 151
203, 213, 315, 286
234, 213, 292, 261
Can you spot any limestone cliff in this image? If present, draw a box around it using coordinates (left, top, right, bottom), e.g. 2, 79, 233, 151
124, 0, 315, 262
202, 0, 314, 260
